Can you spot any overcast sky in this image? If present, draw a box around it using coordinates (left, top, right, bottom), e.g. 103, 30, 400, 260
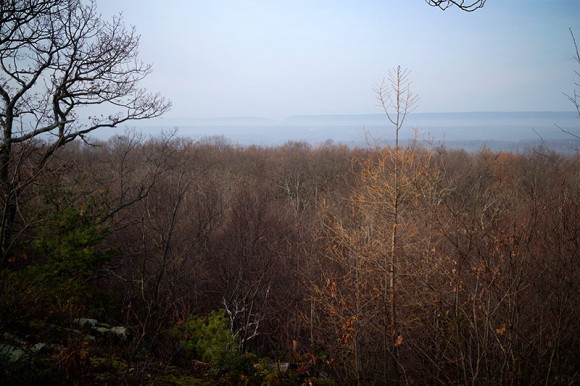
98, 0, 579, 119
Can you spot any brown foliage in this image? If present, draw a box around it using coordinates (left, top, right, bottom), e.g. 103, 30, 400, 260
2, 133, 578, 384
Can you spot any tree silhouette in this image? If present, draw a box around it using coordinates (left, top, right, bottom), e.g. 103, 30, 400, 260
426, 0, 486, 12
559, 28, 580, 139
0, 0, 171, 264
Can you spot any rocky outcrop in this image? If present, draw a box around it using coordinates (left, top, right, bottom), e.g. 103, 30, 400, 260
74, 318, 129, 341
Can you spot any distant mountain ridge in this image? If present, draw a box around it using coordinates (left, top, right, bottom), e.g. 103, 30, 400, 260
167, 111, 577, 123
96, 111, 579, 153
286, 111, 577, 121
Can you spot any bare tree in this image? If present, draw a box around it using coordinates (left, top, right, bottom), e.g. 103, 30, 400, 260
375, 65, 418, 381
0, 0, 170, 263
375, 66, 418, 150
559, 28, 580, 139
426, 0, 486, 12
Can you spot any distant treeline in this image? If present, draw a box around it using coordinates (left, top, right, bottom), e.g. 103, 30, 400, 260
118, 111, 580, 152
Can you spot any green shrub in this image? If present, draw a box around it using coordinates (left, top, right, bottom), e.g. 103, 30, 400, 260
32, 205, 112, 277
1, 203, 117, 324
174, 310, 238, 365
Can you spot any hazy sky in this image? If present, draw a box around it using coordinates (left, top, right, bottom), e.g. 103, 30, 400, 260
98, 0, 579, 119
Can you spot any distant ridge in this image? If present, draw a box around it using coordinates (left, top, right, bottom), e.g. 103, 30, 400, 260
285, 111, 577, 121
187, 116, 275, 124
285, 113, 383, 121
161, 111, 577, 124
97, 111, 579, 154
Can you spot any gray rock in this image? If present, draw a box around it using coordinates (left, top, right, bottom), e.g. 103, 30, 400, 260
0, 344, 27, 363
95, 327, 110, 335
31, 343, 48, 354
74, 318, 98, 328
109, 326, 128, 341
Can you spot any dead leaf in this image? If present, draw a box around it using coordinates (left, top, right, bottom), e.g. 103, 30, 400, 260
395, 335, 404, 347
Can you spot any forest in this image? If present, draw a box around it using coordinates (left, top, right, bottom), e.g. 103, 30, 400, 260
0, 132, 578, 384
1, 0, 578, 384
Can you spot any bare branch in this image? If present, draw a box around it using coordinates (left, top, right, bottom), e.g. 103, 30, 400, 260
426, 0, 486, 12
560, 28, 580, 140
555, 124, 580, 140
374, 65, 418, 148
0, 0, 170, 262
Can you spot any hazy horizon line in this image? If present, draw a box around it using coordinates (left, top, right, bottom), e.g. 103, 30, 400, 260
157, 110, 578, 122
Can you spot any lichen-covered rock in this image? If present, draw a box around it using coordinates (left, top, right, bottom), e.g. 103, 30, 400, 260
74, 318, 98, 328
0, 344, 27, 363
30, 343, 48, 355
95, 327, 110, 335
109, 326, 128, 341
